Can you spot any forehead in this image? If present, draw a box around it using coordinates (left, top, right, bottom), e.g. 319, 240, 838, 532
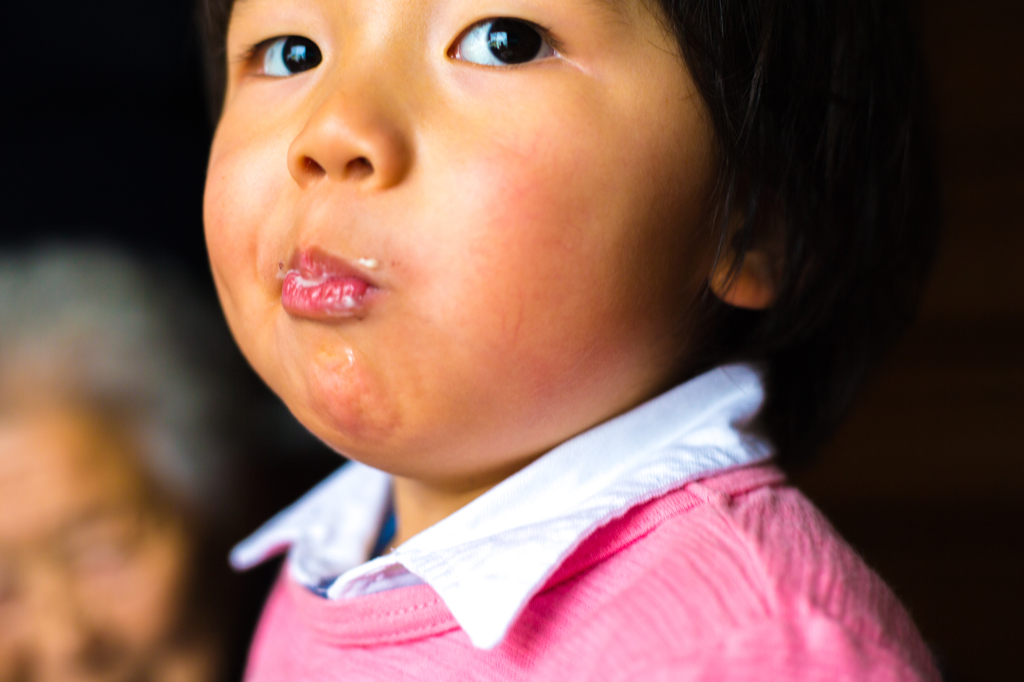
0, 408, 144, 545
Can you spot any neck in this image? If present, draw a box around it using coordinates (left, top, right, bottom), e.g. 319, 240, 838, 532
390, 457, 540, 547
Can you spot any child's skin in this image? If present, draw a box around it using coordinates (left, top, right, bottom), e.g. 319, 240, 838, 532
205, 0, 772, 545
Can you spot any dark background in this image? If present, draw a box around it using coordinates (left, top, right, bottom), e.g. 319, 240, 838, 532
1, 1, 1021, 680
793, 2, 1024, 679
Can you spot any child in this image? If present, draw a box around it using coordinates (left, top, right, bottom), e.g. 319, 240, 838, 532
201, 0, 940, 678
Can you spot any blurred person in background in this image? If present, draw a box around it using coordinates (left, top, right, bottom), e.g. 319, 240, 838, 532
0, 245, 247, 682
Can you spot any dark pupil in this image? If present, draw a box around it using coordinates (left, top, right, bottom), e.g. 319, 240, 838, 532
486, 19, 542, 64
283, 36, 322, 73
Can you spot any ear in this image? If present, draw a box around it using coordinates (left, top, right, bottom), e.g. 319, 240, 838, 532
708, 249, 777, 310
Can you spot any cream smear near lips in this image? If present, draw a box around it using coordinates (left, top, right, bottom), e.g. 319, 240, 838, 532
280, 249, 380, 318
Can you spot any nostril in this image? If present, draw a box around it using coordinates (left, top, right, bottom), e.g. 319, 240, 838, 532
303, 156, 326, 177
345, 157, 374, 180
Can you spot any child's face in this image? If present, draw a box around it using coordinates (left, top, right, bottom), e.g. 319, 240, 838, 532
206, 0, 717, 485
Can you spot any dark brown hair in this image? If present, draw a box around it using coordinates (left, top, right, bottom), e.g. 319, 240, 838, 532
197, 0, 940, 468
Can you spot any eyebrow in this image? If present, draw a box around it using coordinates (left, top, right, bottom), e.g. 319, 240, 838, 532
232, 0, 631, 16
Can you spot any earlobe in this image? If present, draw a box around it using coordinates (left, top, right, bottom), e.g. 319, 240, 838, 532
708, 250, 777, 310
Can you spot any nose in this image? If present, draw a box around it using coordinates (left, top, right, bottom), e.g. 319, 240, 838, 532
287, 85, 413, 191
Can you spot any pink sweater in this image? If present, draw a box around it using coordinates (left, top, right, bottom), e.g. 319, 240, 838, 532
244, 464, 938, 681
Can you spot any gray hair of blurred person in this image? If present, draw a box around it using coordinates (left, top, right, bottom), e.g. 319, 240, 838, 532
0, 244, 243, 529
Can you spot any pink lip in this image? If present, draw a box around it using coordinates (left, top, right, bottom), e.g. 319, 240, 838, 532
280, 248, 380, 319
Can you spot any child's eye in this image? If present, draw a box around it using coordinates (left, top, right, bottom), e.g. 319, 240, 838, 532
260, 36, 323, 77
451, 18, 556, 66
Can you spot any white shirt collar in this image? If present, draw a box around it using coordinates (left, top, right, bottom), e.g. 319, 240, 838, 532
231, 364, 772, 649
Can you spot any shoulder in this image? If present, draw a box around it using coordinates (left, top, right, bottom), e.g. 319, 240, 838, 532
523, 465, 939, 681
608, 617, 936, 682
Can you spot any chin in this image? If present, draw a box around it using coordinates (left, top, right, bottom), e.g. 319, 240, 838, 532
295, 344, 402, 448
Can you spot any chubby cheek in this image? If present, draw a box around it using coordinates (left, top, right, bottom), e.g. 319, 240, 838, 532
413, 100, 710, 446
205, 124, 289, 369
206, 132, 260, 280
421, 135, 629, 406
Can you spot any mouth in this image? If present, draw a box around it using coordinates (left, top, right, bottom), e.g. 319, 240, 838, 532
280, 247, 382, 319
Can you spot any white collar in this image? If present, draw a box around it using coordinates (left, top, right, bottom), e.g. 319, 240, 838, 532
231, 364, 772, 649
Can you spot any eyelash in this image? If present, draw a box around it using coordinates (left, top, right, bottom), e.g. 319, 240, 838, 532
240, 37, 281, 69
